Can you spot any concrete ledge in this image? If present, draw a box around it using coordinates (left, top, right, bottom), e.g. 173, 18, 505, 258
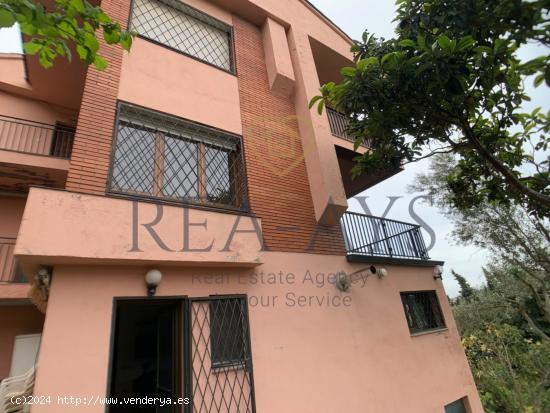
15, 188, 264, 274
346, 254, 445, 267
0, 283, 30, 301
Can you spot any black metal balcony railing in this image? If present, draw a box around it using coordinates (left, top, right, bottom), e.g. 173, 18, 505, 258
341, 212, 430, 260
0, 115, 75, 159
327, 107, 352, 140
326, 107, 370, 147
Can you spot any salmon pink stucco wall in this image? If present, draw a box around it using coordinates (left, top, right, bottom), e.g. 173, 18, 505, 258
15, 188, 263, 269
118, 36, 242, 135
0, 90, 77, 125
0, 195, 26, 238
32, 254, 483, 413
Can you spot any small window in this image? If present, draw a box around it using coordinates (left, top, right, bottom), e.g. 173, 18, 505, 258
130, 0, 235, 73
400, 291, 446, 334
445, 398, 468, 413
209, 297, 248, 368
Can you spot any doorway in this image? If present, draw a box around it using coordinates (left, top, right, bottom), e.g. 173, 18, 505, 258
109, 300, 181, 413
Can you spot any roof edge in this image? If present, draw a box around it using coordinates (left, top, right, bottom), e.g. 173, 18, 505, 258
299, 0, 354, 45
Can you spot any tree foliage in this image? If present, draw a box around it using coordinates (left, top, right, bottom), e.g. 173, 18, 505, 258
0, 0, 134, 69
413, 153, 550, 342
460, 321, 550, 413
452, 270, 475, 302
312, 0, 550, 217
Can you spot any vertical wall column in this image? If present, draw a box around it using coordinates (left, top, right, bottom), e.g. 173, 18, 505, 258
287, 28, 348, 226
65, 0, 132, 194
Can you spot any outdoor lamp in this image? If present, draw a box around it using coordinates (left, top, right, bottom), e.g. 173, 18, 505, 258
145, 269, 162, 296
434, 265, 444, 280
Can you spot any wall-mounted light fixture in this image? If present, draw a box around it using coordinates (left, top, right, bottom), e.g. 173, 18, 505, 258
36, 267, 51, 301
434, 265, 444, 280
334, 266, 389, 292
145, 269, 162, 296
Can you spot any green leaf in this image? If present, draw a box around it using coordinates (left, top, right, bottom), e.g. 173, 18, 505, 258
545, 67, 550, 87
104, 30, 120, 44
399, 39, 416, 48
437, 35, 452, 50
356, 57, 378, 71
83, 32, 100, 54
0, 9, 15, 27
308, 95, 323, 109
341, 67, 357, 77
120, 32, 133, 51
76, 44, 88, 60
23, 42, 42, 55
93, 55, 107, 71
317, 99, 325, 115
69, 0, 86, 13
534, 74, 545, 88
417, 34, 426, 50
457, 36, 475, 51
38, 52, 53, 69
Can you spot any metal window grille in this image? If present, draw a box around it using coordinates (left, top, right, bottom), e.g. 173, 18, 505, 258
130, 0, 235, 72
445, 398, 468, 413
108, 103, 248, 210
400, 291, 446, 334
188, 296, 256, 413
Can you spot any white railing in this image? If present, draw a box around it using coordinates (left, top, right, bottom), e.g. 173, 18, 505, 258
0, 366, 35, 413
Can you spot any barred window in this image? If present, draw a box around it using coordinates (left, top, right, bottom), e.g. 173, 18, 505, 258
400, 291, 446, 334
130, 0, 234, 72
445, 398, 468, 413
209, 297, 248, 368
109, 103, 247, 210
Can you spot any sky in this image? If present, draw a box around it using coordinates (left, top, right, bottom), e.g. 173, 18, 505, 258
0, 1, 547, 296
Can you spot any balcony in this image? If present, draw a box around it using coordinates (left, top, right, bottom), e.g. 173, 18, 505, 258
340, 212, 440, 265
0, 115, 75, 192
15, 187, 264, 272
326, 107, 370, 147
0, 237, 28, 300
0, 115, 75, 159
0, 237, 26, 283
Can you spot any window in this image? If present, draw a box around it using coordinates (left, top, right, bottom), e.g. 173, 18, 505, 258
130, 0, 235, 73
109, 103, 247, 210
400, 291, 446, 334
209, 297, 248, 368
445, 398, 468, 413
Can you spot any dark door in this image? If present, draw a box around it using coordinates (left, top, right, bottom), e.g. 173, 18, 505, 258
109, 301, 181, 413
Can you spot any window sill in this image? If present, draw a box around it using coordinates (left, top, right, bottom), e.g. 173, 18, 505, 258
410, 327, 448, 337
105, 191, 252, 217
211, 361, 247, 373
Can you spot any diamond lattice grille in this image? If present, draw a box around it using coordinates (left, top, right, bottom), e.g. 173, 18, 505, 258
189, 297, 255, 413
131, 0, 234, 72
109, 103, 247, 210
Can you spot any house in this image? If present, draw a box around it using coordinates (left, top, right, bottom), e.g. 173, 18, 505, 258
0, 0, 483, 412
